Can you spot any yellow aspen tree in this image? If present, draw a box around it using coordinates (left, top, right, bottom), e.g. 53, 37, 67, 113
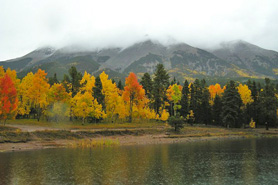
17, 72, 34, 116
237, 84, 254, 106
72, 71, 105, 123
0, 66, 4, 77
100, 71, 127, 122
166, 84, 182, 116
47, 83, 71, 121
160, 109, 169, 121
28, 69, 50, 121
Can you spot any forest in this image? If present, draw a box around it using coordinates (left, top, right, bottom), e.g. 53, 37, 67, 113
0, 64, 277, 129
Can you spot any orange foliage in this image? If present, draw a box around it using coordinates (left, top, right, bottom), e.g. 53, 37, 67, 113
123, 73, 145, 122
0, 74, 18, 123
123, 72, 145, 102
208, 83, 226, 104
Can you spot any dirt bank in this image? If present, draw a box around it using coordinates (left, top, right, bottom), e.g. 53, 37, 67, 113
1, 124, 278, 153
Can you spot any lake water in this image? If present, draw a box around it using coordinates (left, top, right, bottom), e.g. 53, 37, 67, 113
1, 138, 278, 185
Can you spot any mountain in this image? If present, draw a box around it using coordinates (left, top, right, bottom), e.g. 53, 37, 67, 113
1, 39, 278, 83
0, 46, 121, 79
212, 40, 278, 78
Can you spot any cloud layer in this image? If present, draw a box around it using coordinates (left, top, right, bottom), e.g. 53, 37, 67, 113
1, 0, 278, 60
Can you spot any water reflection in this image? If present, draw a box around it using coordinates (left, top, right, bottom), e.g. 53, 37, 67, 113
1, 138, 278, 184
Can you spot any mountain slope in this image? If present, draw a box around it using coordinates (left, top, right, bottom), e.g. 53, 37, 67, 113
212, 40, 278, 78
1, 40, 277, 82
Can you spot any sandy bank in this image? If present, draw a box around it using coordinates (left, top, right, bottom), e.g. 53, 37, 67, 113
0, 134, 250, 153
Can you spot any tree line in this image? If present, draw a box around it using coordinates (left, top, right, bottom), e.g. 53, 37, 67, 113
0, 64, 277, 128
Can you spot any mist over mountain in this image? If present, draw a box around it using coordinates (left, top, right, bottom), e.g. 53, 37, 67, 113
0, 39, 277, 83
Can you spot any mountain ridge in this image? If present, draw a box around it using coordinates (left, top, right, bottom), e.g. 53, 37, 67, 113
1, 39, 277, 82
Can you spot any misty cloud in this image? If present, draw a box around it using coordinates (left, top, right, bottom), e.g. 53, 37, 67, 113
0, 0, 278, 60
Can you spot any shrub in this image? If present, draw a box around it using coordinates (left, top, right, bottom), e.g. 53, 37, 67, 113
168, 114, 184, 132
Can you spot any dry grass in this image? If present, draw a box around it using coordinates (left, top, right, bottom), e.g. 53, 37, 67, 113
68, 138, 119, 148
7, 119, 166, 130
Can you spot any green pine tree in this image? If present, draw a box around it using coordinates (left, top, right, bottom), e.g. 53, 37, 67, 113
221, 80, 242, 128
260, 78, 278, 127
212, 95, 222, 125
200, 85, 211, 125
153, 64, 169, 114
179, 80, 189, 117
140, 72, 153, 99
49, 73, 59, 86
93, 76, 105, 109
69, 66, 82, 97
117, 80, 124, 90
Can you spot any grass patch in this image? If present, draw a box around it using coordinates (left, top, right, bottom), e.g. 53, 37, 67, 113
32, 130, 83, 140
0, 131, 31, 143
0, 125, 19, 132
68, 139, 119, 148
76, 128, 162, 137
7, 119, 166, 130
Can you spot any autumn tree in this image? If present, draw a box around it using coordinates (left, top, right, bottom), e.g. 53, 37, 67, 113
237, 84, 254, 126
17, 72, 34, 117
237, 84, 254, 106
100, 71, 127, 122
72, 72, 105, 123
166, 84, 182, 116
123, 72, 145, 123
47, 83, 71, 122
0, 74, 18, 125
0, 66, 4, 77
208, 83, 225, 105
28, 69, 50, 121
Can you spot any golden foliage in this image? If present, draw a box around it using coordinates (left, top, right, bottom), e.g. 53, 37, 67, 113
237, 84, 254, 106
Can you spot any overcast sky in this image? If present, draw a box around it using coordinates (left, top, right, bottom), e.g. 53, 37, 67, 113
0, 0, 277, 60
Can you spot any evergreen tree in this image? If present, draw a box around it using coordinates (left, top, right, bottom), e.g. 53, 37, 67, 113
153, 64, 169, 114
140, 72, 153, 99
69, 66, 82, 97
93, 76, 105, 108
49, 73, 59, 86
170, 77, 177, 85
117, 80, 123, 90
62, 74, 70, 92
190, 79, 202, 123
212, 95, 222, 125
247, 80, 259, 127
200, 85, 211, 125
221, 81, 242, 128
179, 80, 189, 117
260, 78, 278, 127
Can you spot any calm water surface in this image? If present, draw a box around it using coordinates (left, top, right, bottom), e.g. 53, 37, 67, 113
1, 138, 278, 185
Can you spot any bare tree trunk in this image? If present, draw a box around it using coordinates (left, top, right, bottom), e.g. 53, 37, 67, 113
37, 107, 40, 122
129, 99, 133, 123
